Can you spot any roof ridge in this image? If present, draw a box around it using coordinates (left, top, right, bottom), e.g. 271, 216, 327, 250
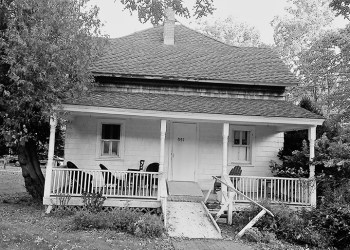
108, 25, 157, 40
175, 21, 277, 52
175, 20, 240, 49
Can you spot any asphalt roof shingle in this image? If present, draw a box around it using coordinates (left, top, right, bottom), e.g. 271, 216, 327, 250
69, 92, 323, 120
91, 25, 298, 86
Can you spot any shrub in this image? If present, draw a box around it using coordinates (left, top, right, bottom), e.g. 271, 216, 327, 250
239, 202, 329, 248
50, 194, 75, 217
72, 208, 165, 237
108, 208, 140, 232
242, 227, 264, 242
82, 191, 106, 213
73, 211, 110, 230
134, 213, 164, 238
270, 141, 309, 178
309, 181, 350, 249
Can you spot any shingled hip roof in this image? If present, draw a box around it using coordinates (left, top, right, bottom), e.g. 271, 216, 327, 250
66, 91, 323, 120
90, 25, 298, 86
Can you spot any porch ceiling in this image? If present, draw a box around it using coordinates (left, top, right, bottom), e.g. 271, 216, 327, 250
61, 92, 324, 129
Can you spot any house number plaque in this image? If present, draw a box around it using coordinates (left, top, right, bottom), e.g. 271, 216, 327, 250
177, 137, 185, 142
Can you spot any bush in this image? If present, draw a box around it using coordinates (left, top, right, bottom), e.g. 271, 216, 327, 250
108, 208, 140, 232
82, 191, 106, 213
73, 211, 110, 230
310, 180, 350, 249
72, 208, 165, 237
238, 202, 329, 248
310, 203, 350, 249
270, 140, 309, 178
134, 213, 164, 237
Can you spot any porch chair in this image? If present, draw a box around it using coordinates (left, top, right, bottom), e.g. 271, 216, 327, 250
99, 164, 119, 186
229, 165, 242, 188
66, 161, 93, 193
145, 162, 159, 191
213, 165, 242, 193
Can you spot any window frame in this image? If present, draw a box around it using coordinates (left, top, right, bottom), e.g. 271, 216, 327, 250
96, 119, 125, 160
228, 125, 255, 166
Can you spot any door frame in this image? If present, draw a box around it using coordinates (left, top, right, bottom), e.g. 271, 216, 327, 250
169, 121, 199, 182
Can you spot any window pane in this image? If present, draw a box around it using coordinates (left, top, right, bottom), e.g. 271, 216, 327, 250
242, 131, 250, 145
111, 141, 119, 156
246, 147, 250, 161
238, 147, 246, 161
102, 141, 110, 154
233, 131, 240, 145
102, 124, 120, 140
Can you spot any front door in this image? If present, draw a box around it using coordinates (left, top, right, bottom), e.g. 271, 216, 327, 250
171, 123, 197, 181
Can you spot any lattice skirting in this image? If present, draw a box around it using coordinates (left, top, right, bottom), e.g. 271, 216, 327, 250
49, 205, 161, 214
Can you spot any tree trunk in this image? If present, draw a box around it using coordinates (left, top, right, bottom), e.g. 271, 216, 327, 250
18, 139, 45, 201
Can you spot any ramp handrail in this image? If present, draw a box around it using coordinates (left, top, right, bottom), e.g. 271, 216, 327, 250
213, 175, 274, 217
212, 175, 274, 238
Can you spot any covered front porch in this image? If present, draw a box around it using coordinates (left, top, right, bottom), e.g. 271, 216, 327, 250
43, 104, 322, 213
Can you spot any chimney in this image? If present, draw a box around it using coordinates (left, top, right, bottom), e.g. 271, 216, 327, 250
163, 8, 175, 45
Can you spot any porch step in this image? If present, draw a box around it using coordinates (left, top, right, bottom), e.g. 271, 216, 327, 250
167, 181, 204, 202
167, 201, 221, 239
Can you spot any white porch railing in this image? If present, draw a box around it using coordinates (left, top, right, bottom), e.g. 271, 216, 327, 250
50, 168, 159, 199
228, 176, 312, 206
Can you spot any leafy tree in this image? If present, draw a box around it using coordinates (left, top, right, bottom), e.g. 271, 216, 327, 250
120, 0, 215, 25
272, 0, 335, 69
0, 0, 105, 200
273, 0, 350, 122
291, 26, 350, 120
330, 0, 350, 20
195, 16, 262, 47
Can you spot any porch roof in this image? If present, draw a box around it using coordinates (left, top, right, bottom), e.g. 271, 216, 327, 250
65, 91, 323, 120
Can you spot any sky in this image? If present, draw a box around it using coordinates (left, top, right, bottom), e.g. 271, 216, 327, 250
90, 0, 346, 45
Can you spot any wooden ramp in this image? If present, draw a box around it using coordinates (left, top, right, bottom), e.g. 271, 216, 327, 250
167, 201, 221, 239
167, 181, 204, 202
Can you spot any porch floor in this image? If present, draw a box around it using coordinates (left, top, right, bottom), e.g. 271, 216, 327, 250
167, 181, 204, 202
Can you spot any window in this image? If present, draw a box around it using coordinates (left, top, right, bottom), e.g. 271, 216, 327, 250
229, 126, 254, 165
97, 120, 124, 159
101, 124, 121, 156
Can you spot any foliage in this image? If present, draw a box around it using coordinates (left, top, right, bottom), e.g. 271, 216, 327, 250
308, 180, 350, 249
330, 0, 350, 20
73, 209, 164, 237
120, 0, 215, 25
296, 27, 350, 119
82, 191, 106, 214
50, 193, 75, 217
314, 133, 350, 179
134, 213, 165, 237
281, 97, 328, 157
273, 1, 350, 121
239, 203, 329, 248
0, 0, 105, 199
195, 16, 262, 47
270, 140, 310, 178
73, 211, 110, 230
272, 0, 335, 69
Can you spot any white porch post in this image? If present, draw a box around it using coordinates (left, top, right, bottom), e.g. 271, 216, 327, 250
222, 123, 229, 194
43, 115, 57, 204
308, 126, 317, 207
159, 119, 167, 172
158, 119, 167, 201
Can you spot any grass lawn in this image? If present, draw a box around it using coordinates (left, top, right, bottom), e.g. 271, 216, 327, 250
0, 168, 308, 250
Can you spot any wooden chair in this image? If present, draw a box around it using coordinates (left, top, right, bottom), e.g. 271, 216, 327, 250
214, 166, 242, 193
229, 165, 242, 189
145, 162, 159, 192
99, 164, 119, 185
66, 161, 93, 193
